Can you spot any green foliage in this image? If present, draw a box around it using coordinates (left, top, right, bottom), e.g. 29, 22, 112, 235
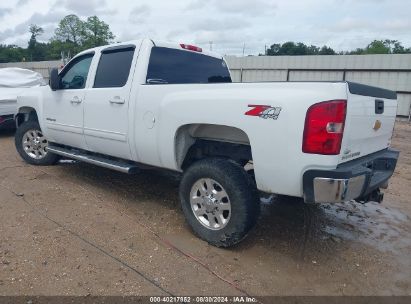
83, 16, 115, 48
54, 14, 85, 45
0, 14, 115, 63
1, 14, 410, 63
53, 14, 86, 56
0, 45, 27, 63
52, 14, 115, 55
28, 24, 44, 49
27, 24, 45, 61
267, 42, 317, 55
266, 40, 410, 56
267, 42, 333, 56
365, 40, 391, 54
319, 46, 336, 55
345, 40, 411, 55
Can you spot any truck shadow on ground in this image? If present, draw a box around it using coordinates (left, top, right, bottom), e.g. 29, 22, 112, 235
54, 160, 410, 263
0, 129, 15, 138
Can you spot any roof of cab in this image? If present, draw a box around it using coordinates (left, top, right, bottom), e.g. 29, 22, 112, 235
75, 38, 223, 60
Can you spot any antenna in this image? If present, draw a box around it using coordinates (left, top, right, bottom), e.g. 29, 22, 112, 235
240, 43, 246, 83
209, 41, 213, 51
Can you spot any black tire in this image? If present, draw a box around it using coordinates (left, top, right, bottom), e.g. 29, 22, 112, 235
179, 158, 260, 247
15, 120, 59, 166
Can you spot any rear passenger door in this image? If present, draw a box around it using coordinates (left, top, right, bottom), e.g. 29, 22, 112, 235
83, 45, 137, 159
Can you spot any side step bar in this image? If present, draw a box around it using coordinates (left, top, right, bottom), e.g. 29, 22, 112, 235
47, 145, 139, 174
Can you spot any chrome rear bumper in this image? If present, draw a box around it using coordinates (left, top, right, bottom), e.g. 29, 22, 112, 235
303, 149, 399, 204
313, 175, 366, 203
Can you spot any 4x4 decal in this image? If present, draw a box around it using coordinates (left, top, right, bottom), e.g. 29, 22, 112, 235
245, 105, 282, 120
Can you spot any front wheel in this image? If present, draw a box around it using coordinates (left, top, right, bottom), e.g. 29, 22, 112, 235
179, 158, 260, 247
15, 120, 59, 166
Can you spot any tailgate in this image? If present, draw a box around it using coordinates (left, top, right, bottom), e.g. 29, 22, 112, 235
339, 82, 397, 164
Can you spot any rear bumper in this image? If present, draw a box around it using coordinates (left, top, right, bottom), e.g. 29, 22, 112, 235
0, 115, 15, 130
303, 148, 399, 203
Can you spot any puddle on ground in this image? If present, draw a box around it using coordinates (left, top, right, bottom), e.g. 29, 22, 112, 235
320, 201, 411, 255
255, 196, 410, 267
38, 158, 411, 260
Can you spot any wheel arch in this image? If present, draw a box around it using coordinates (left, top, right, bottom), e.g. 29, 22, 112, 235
15, 107, 38, 127
174, 123, 252, 170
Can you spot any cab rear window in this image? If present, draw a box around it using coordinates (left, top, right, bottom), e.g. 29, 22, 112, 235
146, 47, 232, 84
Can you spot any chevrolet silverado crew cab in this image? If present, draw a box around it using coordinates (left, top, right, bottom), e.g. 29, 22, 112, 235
14, 39, 399, 247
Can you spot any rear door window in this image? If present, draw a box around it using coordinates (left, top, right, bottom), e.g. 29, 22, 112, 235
94, 47, 135, 88
146, 47, 232, 84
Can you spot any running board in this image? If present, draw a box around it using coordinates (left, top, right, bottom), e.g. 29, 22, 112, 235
47, 145, 139, 174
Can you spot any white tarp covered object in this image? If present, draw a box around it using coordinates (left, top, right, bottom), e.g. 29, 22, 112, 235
0, 67, 46, 88
0, 68, 46, 125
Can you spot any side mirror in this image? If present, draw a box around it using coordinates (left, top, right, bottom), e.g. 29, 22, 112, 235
49, 68, 60, 91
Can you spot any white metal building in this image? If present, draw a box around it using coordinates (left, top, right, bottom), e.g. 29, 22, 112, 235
1, 54, 410, 117
225, 54, 411, 117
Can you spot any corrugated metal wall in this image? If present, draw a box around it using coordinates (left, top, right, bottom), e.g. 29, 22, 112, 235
1, 55, 410, 117
225, 54, 411, 117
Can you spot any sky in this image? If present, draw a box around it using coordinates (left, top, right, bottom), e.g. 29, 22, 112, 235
0, 0, 410, 56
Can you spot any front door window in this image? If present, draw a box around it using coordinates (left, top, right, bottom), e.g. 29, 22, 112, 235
60, 54, 94, 89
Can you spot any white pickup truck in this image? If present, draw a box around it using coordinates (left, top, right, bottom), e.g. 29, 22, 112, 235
14, 39, 399, 247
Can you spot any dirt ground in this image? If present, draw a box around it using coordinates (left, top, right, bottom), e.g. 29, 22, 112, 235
0, 121, 410, 297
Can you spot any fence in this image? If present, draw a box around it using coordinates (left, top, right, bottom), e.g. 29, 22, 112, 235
1, 54, 410, 119
224, 54, 411, 119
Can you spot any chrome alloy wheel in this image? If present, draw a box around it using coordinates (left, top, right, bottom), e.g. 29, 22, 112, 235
190, 178, 231, 230
22, 129, 48, 160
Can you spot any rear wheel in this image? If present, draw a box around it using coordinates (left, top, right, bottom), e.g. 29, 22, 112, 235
179, 158, 260, 247
15, 120, 59, 166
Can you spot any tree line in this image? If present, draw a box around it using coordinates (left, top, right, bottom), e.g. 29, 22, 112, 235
1, 13, 410, 63
0, 14, 114, 63
265, 40, 411, 56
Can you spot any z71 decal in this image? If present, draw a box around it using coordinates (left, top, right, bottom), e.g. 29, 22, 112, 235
245, 105, 282, 120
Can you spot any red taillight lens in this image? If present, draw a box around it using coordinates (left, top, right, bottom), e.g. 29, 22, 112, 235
302, 100, 347, 155
180, 44, 202, 52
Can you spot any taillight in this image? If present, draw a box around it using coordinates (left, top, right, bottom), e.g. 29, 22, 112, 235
180, 44, 202, 52
302, 100, 347, 155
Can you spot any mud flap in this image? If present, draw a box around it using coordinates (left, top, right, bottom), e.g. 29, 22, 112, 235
358, 188, 384, 204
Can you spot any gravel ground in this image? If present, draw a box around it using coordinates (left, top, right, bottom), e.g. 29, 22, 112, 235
0, 121, 410, 296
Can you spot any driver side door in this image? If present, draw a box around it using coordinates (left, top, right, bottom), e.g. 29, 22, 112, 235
43, 53, 94, 149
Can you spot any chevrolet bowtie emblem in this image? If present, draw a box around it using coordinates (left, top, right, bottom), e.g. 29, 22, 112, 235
373, 120, 382, 131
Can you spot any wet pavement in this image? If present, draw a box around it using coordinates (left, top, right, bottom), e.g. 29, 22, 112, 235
0, 122, 410, 296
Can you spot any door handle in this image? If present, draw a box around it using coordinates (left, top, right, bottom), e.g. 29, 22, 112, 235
70, 96, 82, 104
109, 96, 125, 104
